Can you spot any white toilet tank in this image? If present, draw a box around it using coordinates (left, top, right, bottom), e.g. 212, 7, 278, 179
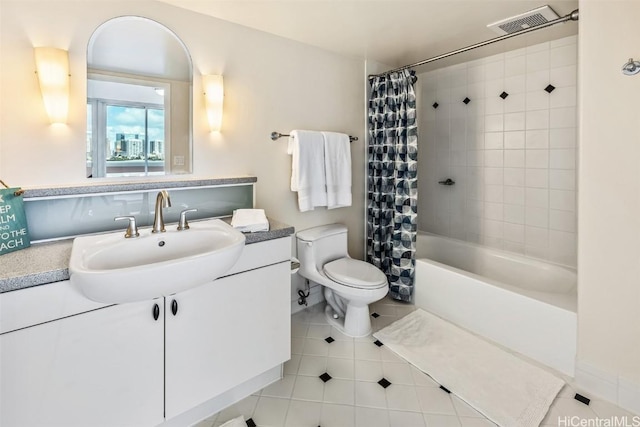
296, 224, 349, 272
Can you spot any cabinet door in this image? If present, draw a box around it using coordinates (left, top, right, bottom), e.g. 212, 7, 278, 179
0, 300, 164, 427
165, 261, 290, 418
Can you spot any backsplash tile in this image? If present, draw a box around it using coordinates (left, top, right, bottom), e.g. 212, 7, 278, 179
24, 182, 254, 241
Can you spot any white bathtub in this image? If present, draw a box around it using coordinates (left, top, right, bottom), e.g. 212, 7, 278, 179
414, 232, 577, 376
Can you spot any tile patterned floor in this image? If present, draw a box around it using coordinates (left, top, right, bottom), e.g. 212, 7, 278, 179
194, 297, 637, 427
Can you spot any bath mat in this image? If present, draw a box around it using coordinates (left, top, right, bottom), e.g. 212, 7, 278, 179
218, 415, 246, 427
373, 309, 563, 427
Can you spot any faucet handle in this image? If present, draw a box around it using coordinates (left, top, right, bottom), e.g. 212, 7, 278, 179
114, 216, 140, 238
177, 209, 198, 231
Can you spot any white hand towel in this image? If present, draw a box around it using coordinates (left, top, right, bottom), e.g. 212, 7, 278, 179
322, 131, 352, 209
231, 209, 269, 232
288, 130, 327, 212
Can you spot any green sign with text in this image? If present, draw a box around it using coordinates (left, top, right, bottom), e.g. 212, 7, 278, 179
0, 188, 30, 255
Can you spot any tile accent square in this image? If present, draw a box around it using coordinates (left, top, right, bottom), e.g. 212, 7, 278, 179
325, 337, 335, 344
500, 91, 509, 99
545, 84, 556, 93
319, 372, 333, 383
246, 418, 256, 427
374, 340, 384, 347
371, 312, 380, 318
433, 102, 439, 109
463, 97, 471, 105
378, 378, 392, 389
575, 393, 591, 406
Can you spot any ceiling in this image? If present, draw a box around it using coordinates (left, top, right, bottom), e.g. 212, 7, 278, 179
157, 0, 579, 73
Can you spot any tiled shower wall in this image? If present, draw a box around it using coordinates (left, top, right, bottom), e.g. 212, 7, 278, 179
417, 36, 577, 267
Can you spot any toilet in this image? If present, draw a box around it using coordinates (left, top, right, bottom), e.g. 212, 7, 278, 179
296, 224, 388, 337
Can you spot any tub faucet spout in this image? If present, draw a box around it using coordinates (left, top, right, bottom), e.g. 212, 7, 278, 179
152, 190, 171, 233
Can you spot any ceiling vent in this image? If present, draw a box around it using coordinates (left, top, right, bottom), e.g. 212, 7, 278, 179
487, 5, 560, 35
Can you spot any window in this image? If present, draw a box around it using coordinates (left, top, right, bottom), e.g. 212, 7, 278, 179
87, 77, 168, 178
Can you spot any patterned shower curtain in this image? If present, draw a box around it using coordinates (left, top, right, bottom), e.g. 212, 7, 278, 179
367, 69, 418, 302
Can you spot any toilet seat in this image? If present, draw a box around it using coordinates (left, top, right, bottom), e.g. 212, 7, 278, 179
323, 258, 387, 289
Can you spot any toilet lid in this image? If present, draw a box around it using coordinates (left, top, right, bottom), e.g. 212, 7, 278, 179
323, 258, 388, 289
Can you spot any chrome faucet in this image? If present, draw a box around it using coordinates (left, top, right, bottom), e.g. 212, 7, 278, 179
152, 190, 171, 233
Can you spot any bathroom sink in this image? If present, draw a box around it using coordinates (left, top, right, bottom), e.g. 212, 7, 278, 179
69, 219, 245, 303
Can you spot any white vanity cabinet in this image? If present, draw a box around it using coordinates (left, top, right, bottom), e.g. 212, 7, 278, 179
165, 261, 290, 418
0, 294, 165, 427
0, 235, 291, 427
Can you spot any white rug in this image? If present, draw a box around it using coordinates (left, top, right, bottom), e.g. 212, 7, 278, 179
218, 415, 246, 427
373, 309, 564, 427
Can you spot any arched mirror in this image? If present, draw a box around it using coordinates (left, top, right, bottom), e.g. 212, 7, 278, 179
87, 17, 192, 178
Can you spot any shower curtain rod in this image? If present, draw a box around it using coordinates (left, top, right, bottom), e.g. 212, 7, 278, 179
368, 9, 579, 78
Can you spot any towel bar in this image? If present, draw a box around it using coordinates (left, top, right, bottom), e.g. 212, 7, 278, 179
270, 131, 357, 143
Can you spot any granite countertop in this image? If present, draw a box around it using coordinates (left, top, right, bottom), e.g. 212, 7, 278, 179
0, 218, 294, 294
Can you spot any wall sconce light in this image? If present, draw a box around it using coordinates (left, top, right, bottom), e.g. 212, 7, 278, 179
34, 47, 70, 124
203, 74, 224, 132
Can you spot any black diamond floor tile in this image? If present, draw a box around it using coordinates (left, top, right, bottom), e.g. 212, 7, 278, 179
378, 378, 391, 389
575, 393, 591, 405
371, 312, 380, 318
246, 418, 256, 427
325, 336, 335, 344
373, 340, 384, 347
432, 102, 439, 109
319, 372, 332, 383
500, 91, 509, 99
545, 84, 556, 93
463, 97, 471, 104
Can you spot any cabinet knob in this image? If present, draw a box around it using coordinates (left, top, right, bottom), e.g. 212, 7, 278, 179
171, 299, 178, 316
152, 303, 160, 321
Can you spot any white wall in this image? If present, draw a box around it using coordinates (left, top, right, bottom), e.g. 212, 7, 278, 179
577, 0, 640, 414
418, 37, 578, 267
0, 0, 366, 310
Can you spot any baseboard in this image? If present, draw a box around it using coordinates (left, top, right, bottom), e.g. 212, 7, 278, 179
618, 377, 640, 415
574, 361, 618, 402
575, 361, 640, 415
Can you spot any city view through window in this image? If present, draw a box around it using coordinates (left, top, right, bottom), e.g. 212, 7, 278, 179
86, 92, 167, 178
107, 105, 165, 162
